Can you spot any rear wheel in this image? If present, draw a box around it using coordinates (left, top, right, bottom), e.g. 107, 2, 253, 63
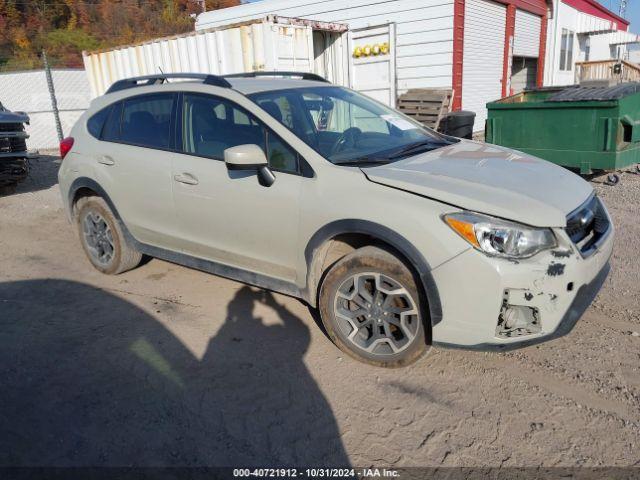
319, 246, 429, 368
76, 196, 142, 274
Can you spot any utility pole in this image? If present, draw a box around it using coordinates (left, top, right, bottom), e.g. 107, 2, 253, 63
619, 0, 627, 18
42, 50, 63, 143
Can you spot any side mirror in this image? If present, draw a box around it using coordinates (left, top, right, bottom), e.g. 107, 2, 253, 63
224, 144, 275, 187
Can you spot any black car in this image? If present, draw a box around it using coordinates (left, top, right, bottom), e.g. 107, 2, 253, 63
0, 101, 30, 193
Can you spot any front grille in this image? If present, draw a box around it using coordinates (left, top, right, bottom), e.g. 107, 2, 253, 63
0, 123, 25, 133
0, 136, 27, 154
566, 195, 611, 257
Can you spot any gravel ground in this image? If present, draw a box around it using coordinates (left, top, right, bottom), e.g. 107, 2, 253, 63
0, 152, 639, 468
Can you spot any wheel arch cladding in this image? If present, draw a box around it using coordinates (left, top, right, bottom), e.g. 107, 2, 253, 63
68, 177, 136, 243
69, 178, 115, 214
304, 219, 443, 326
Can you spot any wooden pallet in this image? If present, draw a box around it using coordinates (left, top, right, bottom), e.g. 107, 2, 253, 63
396, 89, 453, 131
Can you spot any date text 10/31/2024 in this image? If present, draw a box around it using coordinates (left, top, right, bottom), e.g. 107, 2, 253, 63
233, 468, 401, 478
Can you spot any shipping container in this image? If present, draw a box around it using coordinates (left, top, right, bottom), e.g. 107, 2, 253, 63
82, 16, 350, 98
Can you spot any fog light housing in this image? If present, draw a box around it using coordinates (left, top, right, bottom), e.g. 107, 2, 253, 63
496, 304, 541, 338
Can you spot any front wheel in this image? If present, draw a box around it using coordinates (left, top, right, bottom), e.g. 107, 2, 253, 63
319, 246, 429, 368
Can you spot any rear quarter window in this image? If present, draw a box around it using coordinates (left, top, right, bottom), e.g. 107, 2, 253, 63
102, 102, 123, 142
87, 106, 111, 139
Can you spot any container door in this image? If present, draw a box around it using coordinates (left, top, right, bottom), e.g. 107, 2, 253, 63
348, 23, 397, 107
462, 0, 506, 131
272, 24, 315, 73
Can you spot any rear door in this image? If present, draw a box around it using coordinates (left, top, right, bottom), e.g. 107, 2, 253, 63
170, 92, 303, 282
94, 93, 180, 249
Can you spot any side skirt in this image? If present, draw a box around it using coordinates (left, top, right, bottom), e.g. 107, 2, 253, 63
133, 238, 304, 301
67, 178, 304, 301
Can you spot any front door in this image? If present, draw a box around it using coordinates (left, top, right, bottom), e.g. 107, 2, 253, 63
171, 92, 303, 282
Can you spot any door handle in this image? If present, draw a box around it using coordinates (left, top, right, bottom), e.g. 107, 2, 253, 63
173, 173, 199, 185
97, 155, 115, 166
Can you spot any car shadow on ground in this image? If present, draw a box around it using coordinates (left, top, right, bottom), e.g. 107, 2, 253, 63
0, 279, 349, 467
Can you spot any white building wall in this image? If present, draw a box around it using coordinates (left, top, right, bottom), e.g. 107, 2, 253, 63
196, 0, 455, 92
628, 44, 640, 63
546, 0, 579, 86
588, 32, 619, 60
544, 0, 636, 86
0, 69, 90, 150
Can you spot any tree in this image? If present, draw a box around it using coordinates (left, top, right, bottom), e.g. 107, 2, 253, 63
0, 0, 241, 71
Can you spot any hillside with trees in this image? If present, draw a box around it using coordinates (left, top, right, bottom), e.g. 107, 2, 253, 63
0, 0, 240, 71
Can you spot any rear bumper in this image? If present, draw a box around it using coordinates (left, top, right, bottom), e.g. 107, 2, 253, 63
430, 221, 614, 350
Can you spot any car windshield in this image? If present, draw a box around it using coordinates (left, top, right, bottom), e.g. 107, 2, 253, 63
248, 86, 455, 165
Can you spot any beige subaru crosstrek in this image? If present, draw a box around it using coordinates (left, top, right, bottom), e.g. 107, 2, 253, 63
58, 72, 614, 367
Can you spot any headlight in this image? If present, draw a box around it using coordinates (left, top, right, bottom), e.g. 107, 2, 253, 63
443, 212, 556, 259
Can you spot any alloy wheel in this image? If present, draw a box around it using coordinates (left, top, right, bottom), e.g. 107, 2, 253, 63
333, 272, 420, 355
82, 210, 115, 266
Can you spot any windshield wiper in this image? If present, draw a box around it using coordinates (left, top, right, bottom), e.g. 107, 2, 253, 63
333, 158, 391, 166
386, 140, 451, 159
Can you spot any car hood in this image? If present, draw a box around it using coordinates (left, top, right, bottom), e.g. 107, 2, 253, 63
362, 140, 593, 227
0, 109, 30, 124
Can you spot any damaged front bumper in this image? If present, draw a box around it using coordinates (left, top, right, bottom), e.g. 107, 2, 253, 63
430, 214, 614, 350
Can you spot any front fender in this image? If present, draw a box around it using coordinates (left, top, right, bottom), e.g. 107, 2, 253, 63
303, 219, 443, 326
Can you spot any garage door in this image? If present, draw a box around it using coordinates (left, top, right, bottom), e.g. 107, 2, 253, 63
462, 0, 506, 131
514, 9, 542, 57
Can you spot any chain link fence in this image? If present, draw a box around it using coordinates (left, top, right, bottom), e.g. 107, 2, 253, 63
0, 62, 91, 150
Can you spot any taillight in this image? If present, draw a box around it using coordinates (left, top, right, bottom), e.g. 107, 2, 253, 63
60, 137, 74, 160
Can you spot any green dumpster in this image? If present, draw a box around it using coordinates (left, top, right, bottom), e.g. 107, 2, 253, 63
485, 83, 640, 177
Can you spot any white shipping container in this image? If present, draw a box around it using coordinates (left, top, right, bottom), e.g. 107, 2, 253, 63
83, 16, 349, 98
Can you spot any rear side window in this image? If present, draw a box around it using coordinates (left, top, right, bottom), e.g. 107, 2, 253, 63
87, 106, 111, 139
120, 94, 174, 149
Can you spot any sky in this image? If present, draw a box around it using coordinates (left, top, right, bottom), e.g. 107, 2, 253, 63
599, 0, 640, 30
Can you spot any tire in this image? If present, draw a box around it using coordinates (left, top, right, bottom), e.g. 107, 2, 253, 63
319, 246, 429, 368
76, 196, 142, 275
605, 173, 620, 186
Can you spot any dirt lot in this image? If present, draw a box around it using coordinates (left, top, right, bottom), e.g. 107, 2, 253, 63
1, 153, 639, 468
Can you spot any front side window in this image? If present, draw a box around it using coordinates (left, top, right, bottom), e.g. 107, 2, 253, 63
120, 94, 174, 149
249, 86, 452, 166
182, 93, 300, 174
559, 29, 575, 71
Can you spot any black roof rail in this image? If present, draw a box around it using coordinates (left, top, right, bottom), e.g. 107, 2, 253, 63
223, 71, 330, 83
105, 73, 231, 94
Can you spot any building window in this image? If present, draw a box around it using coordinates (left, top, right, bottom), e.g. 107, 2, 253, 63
559, 29, 575, 71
